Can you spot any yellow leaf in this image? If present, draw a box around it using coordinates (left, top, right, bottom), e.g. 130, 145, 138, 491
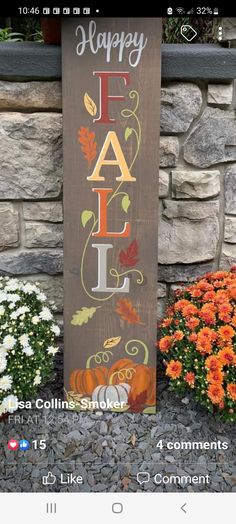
103, 336, 121, 349
84, 92, 97, 116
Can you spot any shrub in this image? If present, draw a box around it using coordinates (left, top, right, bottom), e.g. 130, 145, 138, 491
157, 269, 236, 422
0, 277, 60, 416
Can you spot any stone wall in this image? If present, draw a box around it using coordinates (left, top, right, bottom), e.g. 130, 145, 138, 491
0, 44, 236, 329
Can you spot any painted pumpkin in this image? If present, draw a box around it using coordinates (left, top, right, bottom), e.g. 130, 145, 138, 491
108, 359, 156, 406
70, 366, 108, 396
92, 383, 130, 408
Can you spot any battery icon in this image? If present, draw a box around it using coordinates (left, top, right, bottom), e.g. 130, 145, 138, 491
213, 7, 219, 15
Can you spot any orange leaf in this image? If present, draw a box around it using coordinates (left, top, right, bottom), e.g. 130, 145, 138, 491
78, 126, 97, 167
115, 299, 144, 325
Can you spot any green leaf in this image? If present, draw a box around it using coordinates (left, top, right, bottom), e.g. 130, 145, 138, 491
143, 406, 156, 414
125, 127, 133, 141
71, 306, 98, 326
81, 210, 93, 228
122, 194, 131, 213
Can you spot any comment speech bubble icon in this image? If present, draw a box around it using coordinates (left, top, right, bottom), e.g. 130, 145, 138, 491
137, 472, 150, 485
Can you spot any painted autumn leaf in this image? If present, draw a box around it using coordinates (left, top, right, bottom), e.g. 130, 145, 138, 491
103, 336, 121, 349
121, 194, 130, 213
71, 306, 99, 326
119, 239, 139, 268
81, 210, 93, 228
128, 390, 148, 412
115, 298, 144, 325
84, 92, 97, 116
78, 126, 97, 167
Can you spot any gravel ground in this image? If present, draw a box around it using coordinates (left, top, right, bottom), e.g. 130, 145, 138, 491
0, 353, 236, 493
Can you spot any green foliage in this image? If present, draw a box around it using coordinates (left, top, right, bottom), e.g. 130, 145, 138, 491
0, 28, 24, 42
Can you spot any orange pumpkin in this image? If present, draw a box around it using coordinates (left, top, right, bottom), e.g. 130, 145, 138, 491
70, 366, 108, 396
108, 359, 156, 406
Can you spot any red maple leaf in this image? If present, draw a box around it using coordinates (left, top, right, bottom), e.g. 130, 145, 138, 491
119, 239, 139, 268
128, 390, 147, 412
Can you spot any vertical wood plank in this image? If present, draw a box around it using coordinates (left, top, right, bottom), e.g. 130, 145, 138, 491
62, 18, 162, 413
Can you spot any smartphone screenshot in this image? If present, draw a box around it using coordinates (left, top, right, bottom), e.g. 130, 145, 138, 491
0, 3, 236, 523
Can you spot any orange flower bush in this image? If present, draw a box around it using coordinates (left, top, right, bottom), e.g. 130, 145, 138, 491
157, 269, 236, 422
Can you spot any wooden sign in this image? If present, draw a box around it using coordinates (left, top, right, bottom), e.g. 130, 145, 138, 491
62, 18, 161, 413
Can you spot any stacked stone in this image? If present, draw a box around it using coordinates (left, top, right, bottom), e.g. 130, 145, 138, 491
0, 81, 63, 318
158, 81, 235, 320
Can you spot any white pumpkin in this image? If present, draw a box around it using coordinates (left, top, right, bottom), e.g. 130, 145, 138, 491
92, 383, 130, 409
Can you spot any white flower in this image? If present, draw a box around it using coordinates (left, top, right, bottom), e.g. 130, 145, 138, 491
0, 291, 7, 303
5, 279, 19, 292
0, 356, 7, 373
46, 346, 59, 356
16, 306, 29, 315
22, 346, 34, 356
3, 335, 16, 350
6, 293, 20, 303
10, 311, 18, 320
51, 324, 60, 336
0, 403, 7, 416
37, 292, 46, 302
19, 334, 29, 347
0, 375, 12, 391
9, 303, 16, 310
0, 305, 5, 316
33, 374, 41, 386
2, 394, 18, 413
39, 307, 53, 321
32, 315, 40, 325
22, 283, 37, 294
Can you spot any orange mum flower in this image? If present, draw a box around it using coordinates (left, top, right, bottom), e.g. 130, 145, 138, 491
205, 355, 222, 372
207, 383, 224, 405
159, 335, 173, 353
174, 299, 191, 312
228, 285, 236, 300
188, 333, 198, 342
207, 369, 224, 384
166, 360, 182, 379
215, 290, 229, 304
202, 290, 216, 302
196, 327, 216, 355
174, 330, 184, 341
231, 315, 236, 328
182, 304, 199, 317
218, 347, 236, 366
188, 288, 202, 298
162, 318, 172, 328
185, 317, 200, 330
218, 325, 235, 341
227, 383, 236, 401
184, 372, 195, 387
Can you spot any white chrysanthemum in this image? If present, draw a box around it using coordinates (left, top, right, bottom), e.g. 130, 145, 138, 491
32, 315, 40, 325
0, 291, 7, 303
0, 375, 12, 391
46, 346, 59, 356
5, 279, 20, 292
22, 283, 37, 294
37, 292, 46, 302
0, 356, 7, 373
19, 334, 29, 348
51, 324, 60, 336
39, 307, 53, 321
0, 305, 5, 316
16, 306, 29, 315
33, 374, 41, 386
3, 335, 16, 350
22, 346, 34, 356
10, 311, 18, 320
2, 394, 18, 413
6, 293, 20, 303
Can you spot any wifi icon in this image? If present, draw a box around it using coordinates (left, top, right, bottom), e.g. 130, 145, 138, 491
176, 7, 185, 14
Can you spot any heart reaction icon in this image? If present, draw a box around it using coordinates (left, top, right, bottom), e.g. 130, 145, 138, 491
8, 439, 19, 451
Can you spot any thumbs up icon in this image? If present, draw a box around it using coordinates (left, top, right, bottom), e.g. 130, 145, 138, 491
42, 472, 57, 486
